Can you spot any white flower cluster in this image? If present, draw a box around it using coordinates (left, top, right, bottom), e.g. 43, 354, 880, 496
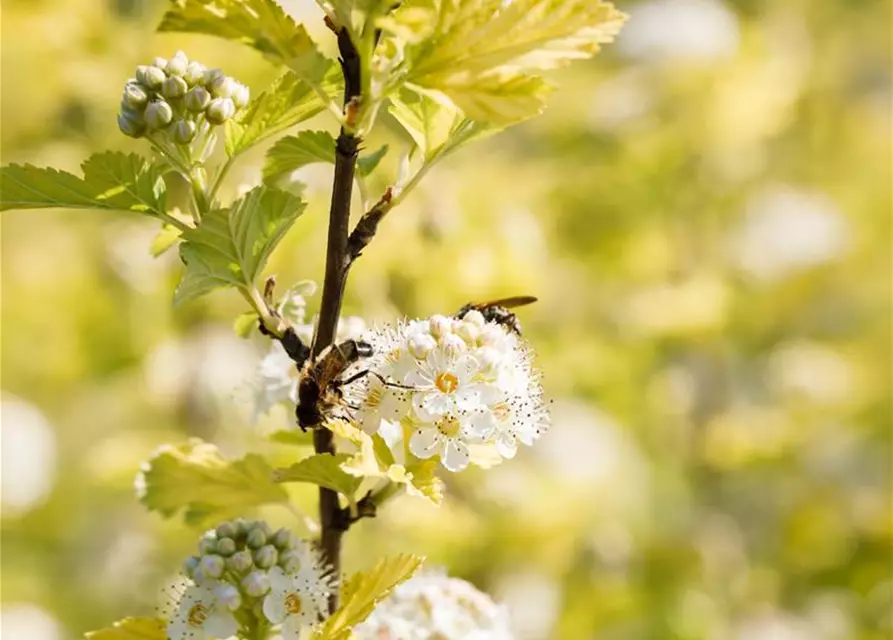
354, 571, 515, 640
167, 519, 334, 640
355, 311, 549, 472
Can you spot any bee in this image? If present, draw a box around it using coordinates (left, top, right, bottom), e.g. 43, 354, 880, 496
456, 295, 538, 334
280, 329, 374, 432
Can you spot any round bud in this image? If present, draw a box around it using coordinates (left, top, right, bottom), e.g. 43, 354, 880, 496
209, 74, 236, 99
198, 554, 225, 580
151, 56, 168, 69
463, 309, 486, 328
198, 531, 218, 556
456, 321, 480, 345
226, 549, 253, 574
205, 97, 236, 125
245, 526, 267, 550
161, 76, 188, 99
429, 315, 452, 339
479, 324, 506, 346
216, 521, 237, 539
214, 583, 242, 612
136, 65, 166, 90
165, 54, 188, 77
241, 570, 271, 597
122, 83, 148, 109
182, 555, 200, 578
231, 517, 250, 537
184, 86, 211, 113
171, 119, 197, 144
232, 83, 250, 109
278, 550, 302, 574
117, 111, 146, 138
255, 521, 273, 538
476, 346, 502, 375
271, 528, 295, 550
440, 332, 467, 355
408, 332, 437, 360
216, 537, 237, 557
145, 100, 174, 130
203, 68, 224, 87
183, 62, 206, 86
254, 545, 278, 569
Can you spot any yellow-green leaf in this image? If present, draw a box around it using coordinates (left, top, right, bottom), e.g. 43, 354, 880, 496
150, 223, 182, 257
405, 458, 444, 505
273, 453, 363, 498
263, 130, 337, 184
233, 311, 260, 338
314, 554, 425, 640
84, 618, 166, 640
136, 439, 288, 527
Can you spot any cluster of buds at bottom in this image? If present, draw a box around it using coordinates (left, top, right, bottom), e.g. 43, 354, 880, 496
117, 51, 248, 152
167, 518, 335, 640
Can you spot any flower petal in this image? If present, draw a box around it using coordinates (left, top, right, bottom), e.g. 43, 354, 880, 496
454, 355, 479, 382
441, 439, 471, 472
263, 590, 287, 623
204, 610, 238, 638
454, 388, 481, 412
283, 614, 308, 639
267, 566, 291, 592
166, 618, 191, 640
496, 434, 518, 459
410, 428, 441, 459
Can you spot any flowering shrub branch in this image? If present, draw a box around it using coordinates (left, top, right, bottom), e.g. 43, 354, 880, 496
1, 0, 625, 637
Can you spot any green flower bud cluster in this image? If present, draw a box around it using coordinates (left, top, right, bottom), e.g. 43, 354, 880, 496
182, 518, 305, 603
117, 51, 249, 142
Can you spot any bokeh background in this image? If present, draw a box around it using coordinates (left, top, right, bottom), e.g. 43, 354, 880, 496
1, 0, 890, 638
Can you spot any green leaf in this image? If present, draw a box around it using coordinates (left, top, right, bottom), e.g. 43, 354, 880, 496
273, 453, 363, 498
149, 223, 182, 256
395, 0, 625, 123
233, 311, 260, 337
84, 617, 167, 640
268, 429, 314, 446
263, 130, 337, 184
405, 458, 444, 505
1, 152, 167, 217
159, 0, 332, 82
175, 185, 305, 304
314, 554, 425, 640
357, 144, 389, 177
136, 439, 288, 527
225, 69, 343, 157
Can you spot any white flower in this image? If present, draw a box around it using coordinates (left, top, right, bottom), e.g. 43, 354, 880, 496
252, 341, 300, 420
262, 546, 335, 639
353, 571, 514, 640
407, 350, 483, 420
168, 582, 238, 640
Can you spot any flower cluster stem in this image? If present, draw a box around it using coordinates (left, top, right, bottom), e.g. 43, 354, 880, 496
312, 22, 363, 614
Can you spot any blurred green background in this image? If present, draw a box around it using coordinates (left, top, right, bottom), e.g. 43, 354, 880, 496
1, 0, 890, 638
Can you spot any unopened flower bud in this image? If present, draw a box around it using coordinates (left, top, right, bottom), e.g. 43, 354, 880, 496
477, 346, 502, 375
183, 61, 206, 86
122, 83, 148, 109
254, 544, 278, 569
165, 52, 188, 77
198, 531, 218, 555
171, 119, 197, 144
462, 309, 486, 328
241, 570, 271, 597
214, 583, 242, 612
278, 550, 302, 573
161, 75, 188, 99
182, 555, 200, 578
205, 97, 235, 124
198, 554, 225, 580
409, 332, 437, 359
117, 110, 146, 138
245, 526, 267, 549
479, 324, 506, 346
232, 83, 250, 108
203, 68, 224, 87
136, 65, 166, 89
184, 86, 211, 113
441, 333, 467, 355
151, 56, 168, 69
429, 315, 452, 339
231, 517, 250, 537
456, 321, 480, 345
271, 528, 294, 550
209, 74, 236, 99
226, 549, 253, 573
216, 537, 236, 557
216, 521, 237, 539
145, 101, 173, 129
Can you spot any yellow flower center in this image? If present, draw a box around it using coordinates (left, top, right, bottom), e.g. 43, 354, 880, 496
437, 416, 461, 438
493, 402, 510, 421
365, 385, 383, 409
386, 348, 403, 364
284, 592, 303, 615
187, 603, 209, 627
435, 372, 459, 394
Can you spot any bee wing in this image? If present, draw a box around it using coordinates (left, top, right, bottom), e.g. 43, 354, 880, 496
313, 347, 348, 390
476, 295, 538, 309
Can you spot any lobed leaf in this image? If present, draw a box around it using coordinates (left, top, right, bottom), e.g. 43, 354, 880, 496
273, 452, 363, 499
135, 439, 288, 527
84, 617, 167, 640
262, 130, 337, 184
174, 185, 306, 305
314, 554, 425, 639
158, 0, 332, 83
1, 152, 167, 217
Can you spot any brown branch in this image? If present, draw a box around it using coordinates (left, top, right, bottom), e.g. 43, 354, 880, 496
312, 24, 362, 614
346, 187, 394, 264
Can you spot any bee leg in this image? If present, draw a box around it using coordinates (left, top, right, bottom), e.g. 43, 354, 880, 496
370, 371, 415, 390
339, 369, 370, 387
